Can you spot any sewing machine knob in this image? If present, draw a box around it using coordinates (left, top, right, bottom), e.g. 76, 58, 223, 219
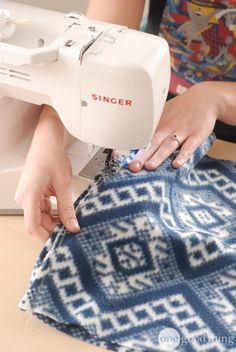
65, 39, 75, 47
88, 26, 98, 32
65, 12, 87, 22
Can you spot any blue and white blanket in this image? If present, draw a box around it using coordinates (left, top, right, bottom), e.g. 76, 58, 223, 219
19, 135, 236, 352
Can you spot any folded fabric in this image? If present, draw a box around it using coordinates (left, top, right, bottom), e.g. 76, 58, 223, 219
19, 134, 236, 352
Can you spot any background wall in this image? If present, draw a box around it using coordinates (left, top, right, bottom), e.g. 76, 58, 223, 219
13, 0, 149, 16
13, 0, 89, 13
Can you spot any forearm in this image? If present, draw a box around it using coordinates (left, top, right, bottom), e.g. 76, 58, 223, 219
198, 81, 236, 126
217, 82, 236, 126
31, 105, 75, 152
86, 0, 146, 29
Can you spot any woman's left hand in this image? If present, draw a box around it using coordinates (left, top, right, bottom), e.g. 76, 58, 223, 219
129, 82, 220, 172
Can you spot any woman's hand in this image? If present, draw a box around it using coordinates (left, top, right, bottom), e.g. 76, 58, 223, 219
129, 82, 225, 172
15, 105, 79, 243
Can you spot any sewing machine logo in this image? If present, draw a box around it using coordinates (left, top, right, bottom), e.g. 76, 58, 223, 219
91, 93, 132, 106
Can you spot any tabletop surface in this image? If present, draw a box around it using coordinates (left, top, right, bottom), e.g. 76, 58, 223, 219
0, 140, 235, 352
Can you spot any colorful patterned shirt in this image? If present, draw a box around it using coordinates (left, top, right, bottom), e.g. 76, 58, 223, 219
159, 0, 236, 94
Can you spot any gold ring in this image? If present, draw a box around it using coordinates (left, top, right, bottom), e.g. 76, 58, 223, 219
170, 134, 181, 148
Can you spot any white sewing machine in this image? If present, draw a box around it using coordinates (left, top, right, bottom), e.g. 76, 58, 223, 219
0, 1, 170, 214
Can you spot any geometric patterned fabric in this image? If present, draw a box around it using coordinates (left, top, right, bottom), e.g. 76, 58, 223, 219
19, 134, 236, 351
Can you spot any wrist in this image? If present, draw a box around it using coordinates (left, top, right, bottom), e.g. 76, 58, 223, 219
193, 82, 223, 118
195, 81, 236, 126
32, 105, 73, 151
217, 82, 236, 125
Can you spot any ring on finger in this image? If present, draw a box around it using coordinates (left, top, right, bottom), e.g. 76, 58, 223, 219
170, 134, 181, 148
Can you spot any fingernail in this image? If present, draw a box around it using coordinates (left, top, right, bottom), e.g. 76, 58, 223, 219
69, 218, 80, 230
130, 160, 142, 170
173, 158, 183, 168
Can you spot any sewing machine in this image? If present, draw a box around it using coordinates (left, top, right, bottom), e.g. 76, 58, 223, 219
0, 1, 170, 214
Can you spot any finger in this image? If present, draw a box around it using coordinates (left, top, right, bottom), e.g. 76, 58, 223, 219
55, 182, 80, 233
145, 133, 183, 170
39, 197, 59, 234
23, 196, 41, 235
172, 135, 200, 168
129, 131, 168, 172
23, 197, 50, 242
33, 226, 51, 243
41, 212, 60, 233
128, 147, 155, 173
40, 196, 52, 214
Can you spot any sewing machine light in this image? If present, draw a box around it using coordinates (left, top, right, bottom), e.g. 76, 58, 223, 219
87, 143, 95, 157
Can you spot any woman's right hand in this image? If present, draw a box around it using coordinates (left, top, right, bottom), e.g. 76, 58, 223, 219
15, 105, 80, 243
